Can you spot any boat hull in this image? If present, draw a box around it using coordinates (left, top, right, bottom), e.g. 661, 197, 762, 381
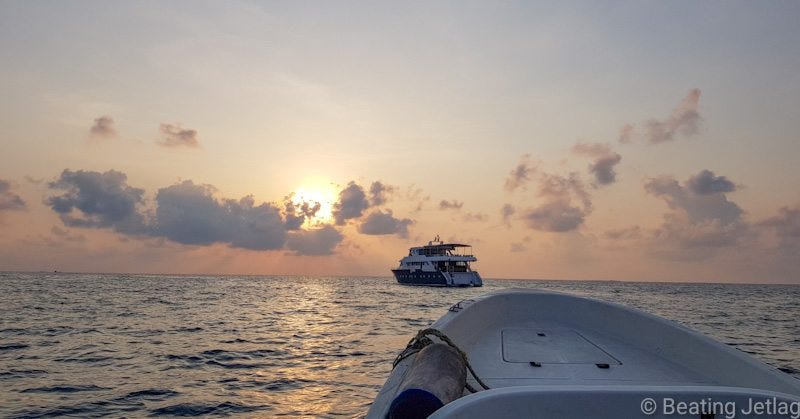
392, 269, 482, 287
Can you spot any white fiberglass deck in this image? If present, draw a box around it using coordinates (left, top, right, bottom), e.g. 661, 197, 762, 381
460, 321, 708, 387
368, 289, 800, 418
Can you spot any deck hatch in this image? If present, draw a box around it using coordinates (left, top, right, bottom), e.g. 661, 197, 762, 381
502, 328, 620, 365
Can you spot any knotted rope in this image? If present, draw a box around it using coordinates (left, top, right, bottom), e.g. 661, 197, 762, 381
392, 328, 491, 393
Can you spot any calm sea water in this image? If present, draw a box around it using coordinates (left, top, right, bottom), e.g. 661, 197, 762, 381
1, 273, 799, 418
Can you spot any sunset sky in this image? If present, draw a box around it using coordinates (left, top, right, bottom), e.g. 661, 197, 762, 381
1, 2, 799, 282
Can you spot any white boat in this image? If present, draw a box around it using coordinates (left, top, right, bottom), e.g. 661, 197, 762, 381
367, 289, 800, 418
392, 236, 482, 287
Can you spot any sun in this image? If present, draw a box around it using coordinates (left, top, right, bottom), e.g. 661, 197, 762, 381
292, 182, 338, 225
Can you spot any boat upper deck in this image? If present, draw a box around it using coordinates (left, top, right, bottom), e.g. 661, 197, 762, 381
409, 243, 474, 257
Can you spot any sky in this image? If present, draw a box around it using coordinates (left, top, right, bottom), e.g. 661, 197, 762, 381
1, 1, 799, 283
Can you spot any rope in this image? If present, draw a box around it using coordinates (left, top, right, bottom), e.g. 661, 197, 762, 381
391, 328, 491, 392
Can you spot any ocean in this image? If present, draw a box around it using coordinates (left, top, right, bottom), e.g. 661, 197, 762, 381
1, 273, 799, 418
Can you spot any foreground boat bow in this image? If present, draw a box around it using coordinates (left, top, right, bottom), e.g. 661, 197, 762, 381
368, 289, 800, 418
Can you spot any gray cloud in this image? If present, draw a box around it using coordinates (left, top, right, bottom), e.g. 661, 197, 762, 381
645, 88, 703, 144
522, 200, 587, 232
46, 170, 147, 234
572, 142, 622, 185
286, 225, 343, 256
45, 169, 350, 254
90, 115, 117, 139
591, 154, 623, 185
0, 179, 26, 211
24, 175, 44, 185
645, 174, 742, 225
686, 170, 737, 195
50, 226, 86, 243
603, 226, 642, 240
152, 182, 227, 245
571, 142, 609, 156
651, 214, 749, 258
283, 197, 321, 230
644, 170, 749, 259
537, 172, 592, 209
510, 242, 527, 252
405, 185, 430, 212
501, 203, 515, 226
504, 154, 536, 191
369, 181, 395, 206
158, 123, 200, 148
357, 210, 414, 238
760, 206, 800, 254
463, 212, 488, 223
153, 181, 286, 250
42, 170, 429, 254
439, 199, 464, 210
618, 123, 634, 144
507, 167, 593, 233
332, 181, 369, 225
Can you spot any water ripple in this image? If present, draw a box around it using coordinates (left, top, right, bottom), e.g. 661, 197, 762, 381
21, 384, 109, 393
149, 401, 269, 416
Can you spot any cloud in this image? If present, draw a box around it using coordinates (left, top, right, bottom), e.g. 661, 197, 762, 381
523, 199, 587, 232
645, 88, 703, 144
286, 225, 343, 256
332, 181, 369, 225
439, 199, 464, 210
283, 196, 321, 230
590, 154, 623, 185
501, 203, 515, 226
502, 160, 595, 233
644, 170, 749, 259
571, 142, 622, 185
510, 242, 527, 252
0, 179, 26, 211
618, 124, 634, 144
44, 169, 351, 254
571, 142, 609, 156
89, 115, 117, 139
50, 226, 86, 243
463, 212, 488, 223
357, 210, 414, 238
24, 175, 44, 185
645, 173, 742, 225
686, 170, 737, 195
504, 154, 536, 191
405, 185, 430, 212
152, 181, 226, 245
537, 172, 592, 209
158, 123, 200, 148
46, 170, 147, 234
651, 214, 750, 258
153, 181, 286, 250
518, 170, 593, 232
760, 206, 800, 255
603, 226, 642, 240
369, 181, 395, 206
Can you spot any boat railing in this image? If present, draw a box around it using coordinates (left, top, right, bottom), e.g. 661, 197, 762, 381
441, 254, 473, 258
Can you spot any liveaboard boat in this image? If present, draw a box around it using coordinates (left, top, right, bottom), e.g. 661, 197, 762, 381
392, 236, 482, 287
367, 289, 800, 418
